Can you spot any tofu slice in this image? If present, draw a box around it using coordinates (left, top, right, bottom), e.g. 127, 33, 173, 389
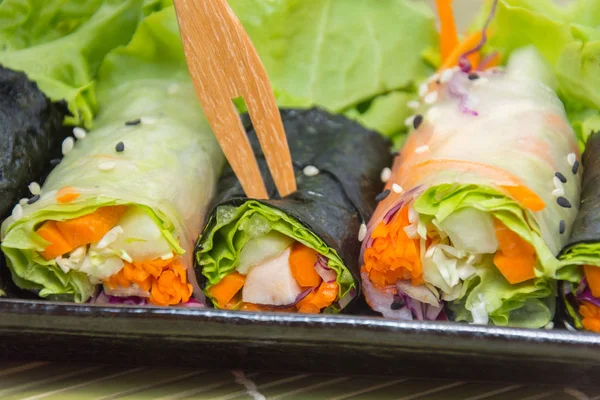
242, 247, 302, 306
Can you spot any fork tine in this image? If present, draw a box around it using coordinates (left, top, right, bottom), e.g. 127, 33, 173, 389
202, 99, 269, 199
243, 80, 297, 198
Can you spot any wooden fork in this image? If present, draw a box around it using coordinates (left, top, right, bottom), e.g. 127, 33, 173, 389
173, 0, 297, 199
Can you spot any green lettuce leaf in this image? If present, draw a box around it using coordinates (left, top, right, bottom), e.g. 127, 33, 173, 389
197, 201, 355, 312
1, 7, 224, 302
0, 0, 144, 128
482, 0, 600, 145
449, 256, 555, 328
228, 0, 437, 137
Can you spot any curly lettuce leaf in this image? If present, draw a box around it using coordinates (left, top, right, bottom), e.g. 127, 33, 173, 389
0, 0, 144, 128
228, 0, 437, 137
197, 201, 355, 312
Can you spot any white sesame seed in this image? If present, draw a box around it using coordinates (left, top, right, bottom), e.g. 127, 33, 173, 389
19, 198, 28, 206
28, 182, 40, 195
167, 83, 179, 95
392, 183, 403, 193
440, 68, 454, 83
161, 252, 174, 260
358, 223, 367, 242
12, 204, 23, 221
567, 153, 576, 166
407, 100, 420, 109
418, 83, 428, 97
473, 77, 489, 86
424, 91, 438, 104
62, 137, 74, 155
98, 161, 116, 171
404, 115, 416, 127
380, 167, 392, 183
552, 188, 565, 197
303, 165, 319, 177
553, 176, 564, 191
73, 127, 87, 140
415, 145, 429, 154
141, 116, 157, 125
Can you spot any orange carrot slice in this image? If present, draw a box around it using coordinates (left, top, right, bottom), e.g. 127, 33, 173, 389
435, 0, 459, 62
297, 281, 339, 313
289, 243, 321, 288
580, 302, 600, 333
55, 206, 126, 249
56, 186, 80, 204
493, 219, 536, 284
36, 221, 74, 260
584, 265, 600, 298
208, 272, 246, 308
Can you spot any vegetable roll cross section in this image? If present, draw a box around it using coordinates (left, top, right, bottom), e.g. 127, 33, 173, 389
560, 132, 600, 333
361, 48, 582, 328
0, 8, 224, 305
196, 108, 392, 313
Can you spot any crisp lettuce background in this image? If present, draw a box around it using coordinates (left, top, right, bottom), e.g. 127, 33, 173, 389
0, 0, 144, 128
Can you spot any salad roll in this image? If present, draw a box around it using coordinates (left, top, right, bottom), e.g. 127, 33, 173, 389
360, 47, 581, 327
196, 108, 391, 313
1, 8, 224, 305
561, 132, 600, 333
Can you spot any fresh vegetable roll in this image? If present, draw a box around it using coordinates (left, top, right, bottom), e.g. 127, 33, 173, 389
360, 47, 581, 328
560, 132, 600, 333
196, 108, 392, 313
0, 8, 224, 305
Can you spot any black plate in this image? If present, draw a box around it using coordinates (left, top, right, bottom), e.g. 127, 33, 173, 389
0, 298, 598, 386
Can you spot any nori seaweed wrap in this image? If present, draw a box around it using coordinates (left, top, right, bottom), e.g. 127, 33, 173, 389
0, 66, 68, 221
560, 131, 600, 333
196, 108, 392, 313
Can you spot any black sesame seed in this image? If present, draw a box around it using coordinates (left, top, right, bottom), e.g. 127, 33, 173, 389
555, 172, 567, 183
390, 295, 404, 310
50, 159, 61, 166
413, 114, 423, 130
557, 197, 572, 208
115, 142, 125, 152
27, 195, 40, 205
468, 72, 480, 80
376, 189, 391, 202
559, 220, 566, 234
125, 119, 141, 126
572, 160, 579, 175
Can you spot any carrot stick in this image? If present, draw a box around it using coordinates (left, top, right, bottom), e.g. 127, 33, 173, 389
584, 265, 600, 298
438, 31, 482, 71
289, 243, 321, 287
435, 0, 459, 63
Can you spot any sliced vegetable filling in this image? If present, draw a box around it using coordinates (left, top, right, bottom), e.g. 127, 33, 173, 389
34, 204, 192, 306
197, 201, 356, 314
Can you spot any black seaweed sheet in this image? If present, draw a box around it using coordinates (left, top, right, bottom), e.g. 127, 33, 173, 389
195, 108, 392, 297
0, 66, 69, 297
565, 132, 600, 248
0, 66, 69, 220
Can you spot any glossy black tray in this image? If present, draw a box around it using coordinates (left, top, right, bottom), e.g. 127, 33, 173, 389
0, 298, 598, 386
